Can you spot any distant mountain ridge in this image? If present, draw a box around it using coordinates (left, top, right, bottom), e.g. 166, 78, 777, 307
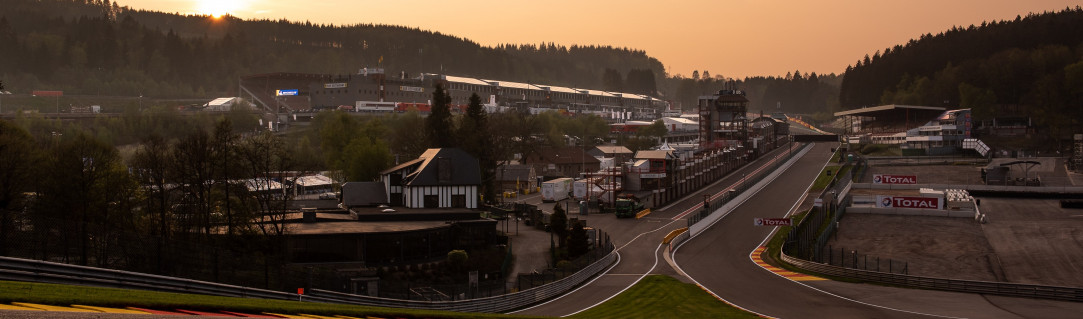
0, 0, 665, 98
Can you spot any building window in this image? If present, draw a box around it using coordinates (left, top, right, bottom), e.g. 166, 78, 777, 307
451, 195, 466, 208
424, 195, 439, 208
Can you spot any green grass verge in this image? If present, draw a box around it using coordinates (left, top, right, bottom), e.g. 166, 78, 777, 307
568, 275, 760, 319
857, 144, 901, 156
1, 275, 762, 318
0, 280, 539, 319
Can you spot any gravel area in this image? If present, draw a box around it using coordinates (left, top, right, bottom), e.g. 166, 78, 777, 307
827, 214, 1001, 281
830, 157, 1083, 287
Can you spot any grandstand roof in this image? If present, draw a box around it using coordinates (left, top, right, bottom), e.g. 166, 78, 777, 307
485, 80, 537, 90
581, 89, 617, 98
833, 104, 946, 117
443, 75, 492, 86
542, 85, 581, 94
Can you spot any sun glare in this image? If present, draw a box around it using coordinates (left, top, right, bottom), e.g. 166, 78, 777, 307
196, 0, 245, 18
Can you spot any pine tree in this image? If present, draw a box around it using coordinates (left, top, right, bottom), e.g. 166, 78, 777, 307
426, 83, 454, 148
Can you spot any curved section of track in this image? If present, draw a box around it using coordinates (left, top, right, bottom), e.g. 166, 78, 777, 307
673, 142, 1083, 318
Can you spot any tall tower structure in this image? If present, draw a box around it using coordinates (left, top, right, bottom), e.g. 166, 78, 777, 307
698, 89, 749, 150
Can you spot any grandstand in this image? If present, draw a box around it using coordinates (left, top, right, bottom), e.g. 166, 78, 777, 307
835, 105, 989, 156
238, 69, 668, 122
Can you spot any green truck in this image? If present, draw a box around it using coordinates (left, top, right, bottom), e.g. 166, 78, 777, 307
614, 197, 644, 218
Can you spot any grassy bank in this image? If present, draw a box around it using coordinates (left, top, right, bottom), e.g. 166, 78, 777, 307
569, 275, 760, 319
0, 280, 526, 319
1, 274, 760, 318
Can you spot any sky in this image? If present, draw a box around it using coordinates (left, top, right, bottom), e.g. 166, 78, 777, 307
115, 0, 1082, 79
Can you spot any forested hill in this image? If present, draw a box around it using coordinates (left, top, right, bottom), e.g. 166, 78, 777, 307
0, 0, 664, 98
839, 7, 1083, 124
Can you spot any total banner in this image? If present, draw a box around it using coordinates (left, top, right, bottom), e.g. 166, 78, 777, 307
873, 174, 917, 184
876, 195, 943, 210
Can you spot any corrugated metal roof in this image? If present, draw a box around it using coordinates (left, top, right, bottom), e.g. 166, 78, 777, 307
444, 75, 492, 86
484, 80, 538, 90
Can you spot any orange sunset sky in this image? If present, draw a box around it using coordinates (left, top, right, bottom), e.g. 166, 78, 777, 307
116, 0, 1082, 78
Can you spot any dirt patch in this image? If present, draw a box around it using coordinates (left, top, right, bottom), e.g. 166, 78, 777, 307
975, 198, 1083, 287
828, 214, 1000, 282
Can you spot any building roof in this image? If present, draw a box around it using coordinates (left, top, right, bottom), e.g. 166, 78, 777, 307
495, 164, 535, 182
581, 89, 616, 98
342, 182, 387, 207
293, 174, 334, 187
485, 80, 537, 90
592, 146, 633, 155
528, 147, 601, 165
404, 148, 481, 186
662, 117, 697, 125
443, 75, 492, 86
543, 85, 582, 94
635, 150, 675, 160
244, 178, 284, 192
833, 104, 946, 117
206, 97, 237, 106
380, 158, 424, 175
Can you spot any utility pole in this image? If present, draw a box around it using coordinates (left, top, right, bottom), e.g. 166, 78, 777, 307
0, 80, 9, 114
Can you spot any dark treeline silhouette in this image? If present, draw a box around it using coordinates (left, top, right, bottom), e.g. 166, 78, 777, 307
840, 6, 1083, 140
0, 0, 664, 98
0, 115, 337, 290
666, 71, 842, 117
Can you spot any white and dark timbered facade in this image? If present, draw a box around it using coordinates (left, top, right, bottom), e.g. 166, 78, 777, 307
380, 148, 481, 209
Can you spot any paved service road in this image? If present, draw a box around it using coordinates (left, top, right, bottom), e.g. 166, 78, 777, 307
513, 143, 805, 317
674, 142, 1083, 319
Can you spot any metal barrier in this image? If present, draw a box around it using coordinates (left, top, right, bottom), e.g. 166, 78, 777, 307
0, 256, 315, 302
779, 251, 1083, 302
307, 250, 619, 313
0, 246, 620, 313
688, 142, 812, 231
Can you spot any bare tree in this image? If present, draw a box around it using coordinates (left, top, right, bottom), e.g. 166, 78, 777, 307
130, 134, 173, 273
237, 131, 306, 237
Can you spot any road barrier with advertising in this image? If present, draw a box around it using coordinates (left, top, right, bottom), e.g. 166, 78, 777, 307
753, 218, 793, 226
688, 143, 813, 236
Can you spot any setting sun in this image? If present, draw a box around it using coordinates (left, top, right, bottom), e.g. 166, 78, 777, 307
195, 0, 245, 18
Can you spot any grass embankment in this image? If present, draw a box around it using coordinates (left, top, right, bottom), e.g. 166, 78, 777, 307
2, 275, 761, 318
569, 275, 760, 319
0, 280, 531, 319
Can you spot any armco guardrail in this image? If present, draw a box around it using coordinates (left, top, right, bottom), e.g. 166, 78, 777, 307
0, 248, 619, 313
0, 256, 334, 302
779, 251, 1083, 302
307, 250, 619, 313
853, 183, 1083, 194
688, 143, 813, 236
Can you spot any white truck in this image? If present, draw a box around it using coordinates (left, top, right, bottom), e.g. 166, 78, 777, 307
542, 178, 573, 202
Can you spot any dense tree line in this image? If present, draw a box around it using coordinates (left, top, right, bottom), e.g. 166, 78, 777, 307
839, 7, 1083, 139
664, 71, 842, 118
0, 116, 318, 288
0, 0, 665, 100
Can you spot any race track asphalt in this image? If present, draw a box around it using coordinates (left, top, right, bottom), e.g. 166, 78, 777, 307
673, 142, 1083, 319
